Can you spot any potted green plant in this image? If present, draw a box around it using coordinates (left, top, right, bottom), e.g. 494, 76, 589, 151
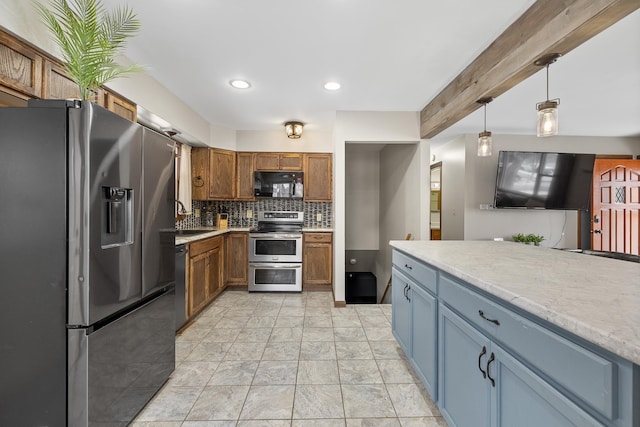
35, 0, 143, 100
527, 234, 545, 246
512, 233, 527, 243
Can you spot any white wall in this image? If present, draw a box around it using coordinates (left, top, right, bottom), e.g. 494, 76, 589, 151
376, 143, 423, 303
432, 136, 466, 240
0, 0, 230, 148
236, 130, 333, 153
345, 145, 380, 250
434, 133, 640, 247
334, 111, 425, 303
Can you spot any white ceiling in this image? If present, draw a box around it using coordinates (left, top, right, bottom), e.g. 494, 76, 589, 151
102, 0, 640, 142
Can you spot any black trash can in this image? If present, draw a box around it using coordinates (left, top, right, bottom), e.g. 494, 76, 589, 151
345, 272, 377, 304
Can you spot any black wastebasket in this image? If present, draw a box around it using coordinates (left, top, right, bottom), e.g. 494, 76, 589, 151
345, 272, 377, 304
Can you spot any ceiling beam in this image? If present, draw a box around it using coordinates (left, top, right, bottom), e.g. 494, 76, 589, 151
420, 0, 640, 139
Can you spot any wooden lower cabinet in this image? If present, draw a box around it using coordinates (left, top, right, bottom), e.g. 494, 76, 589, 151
303, 232, 333, 287
187, 235, 224, 318
225, 232, 248, 285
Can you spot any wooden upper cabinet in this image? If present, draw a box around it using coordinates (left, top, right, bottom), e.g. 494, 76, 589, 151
279, 153, 303, 170
255, 152, 302, 171
236, 152, 255, 200
191, 147, 236, 200
105, 90, 137, 122
43, 60, 80, 100
0, 30, 43, 99
304, 153, 332, 201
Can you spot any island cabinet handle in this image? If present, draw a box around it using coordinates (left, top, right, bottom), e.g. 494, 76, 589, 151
478, 346, 487, 379
486, 352, 496, 387
404, 264, 413, 270
403, 284, 408, 299
478, 310, 500, 326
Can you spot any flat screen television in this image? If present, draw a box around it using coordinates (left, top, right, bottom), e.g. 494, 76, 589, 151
493, 151, 596, 210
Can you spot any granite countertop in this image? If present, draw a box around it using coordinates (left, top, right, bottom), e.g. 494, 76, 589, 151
390, 240, 640, 365
303, 228, 334, 232
175, 227, 252, 245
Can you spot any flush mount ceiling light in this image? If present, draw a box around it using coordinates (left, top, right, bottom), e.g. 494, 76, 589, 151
476, 97, 494, 157
323, 81, 341, 91
229, 79, 251, 89
284, 121, 304, 139
534, 53, 562, 137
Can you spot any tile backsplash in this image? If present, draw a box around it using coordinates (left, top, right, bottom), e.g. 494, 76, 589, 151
176, 200, 333, 229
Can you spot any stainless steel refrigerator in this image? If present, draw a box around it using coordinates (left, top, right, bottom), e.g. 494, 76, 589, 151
0, 100, 176, 426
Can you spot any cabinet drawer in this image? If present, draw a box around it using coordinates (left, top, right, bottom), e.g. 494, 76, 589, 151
305, 232, 332, 243
392, 250, 437, 295
189, 235, 222, 257
439, 274, 616, 420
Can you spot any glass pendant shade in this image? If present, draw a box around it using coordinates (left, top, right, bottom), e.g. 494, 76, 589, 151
285, 121, 303, 139
536, 100, 559, 137
477, 131, 492, 157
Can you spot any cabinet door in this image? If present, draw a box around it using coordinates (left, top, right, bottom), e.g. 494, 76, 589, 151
209, 149, 236, 199
492, 345, 603, 427
226, 233, 248, 285
302, 234, 332, 286
439, 304, 491, 427
304, 153, 332, 201
279, 153, 302, 170
236, 152, 255, 200
191, 148, 210, 200
43, 60, 80, 100
105, 90, 137, 122
0, 30, 43, 99
391, 268, 412, 356
411, 284, 438, 400
255, 153, 280, 170
207, 245, 223, 296
189, 252, 209, 316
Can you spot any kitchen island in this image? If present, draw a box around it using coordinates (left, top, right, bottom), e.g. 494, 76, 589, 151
389, 240, 639, 427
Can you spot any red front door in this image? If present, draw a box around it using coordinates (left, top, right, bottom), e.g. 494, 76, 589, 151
591, 159, 640, 255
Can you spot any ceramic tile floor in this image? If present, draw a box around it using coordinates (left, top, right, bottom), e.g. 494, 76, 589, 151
131, 290, 446, 427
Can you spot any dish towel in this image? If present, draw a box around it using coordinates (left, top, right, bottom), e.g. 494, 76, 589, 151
177, 144, 192, 215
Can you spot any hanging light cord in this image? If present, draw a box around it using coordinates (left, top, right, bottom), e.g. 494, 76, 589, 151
483, 103, 487, 132
546, 64, 550, 100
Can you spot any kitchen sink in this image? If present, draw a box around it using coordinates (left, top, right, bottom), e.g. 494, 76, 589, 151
175, 229, 208, 236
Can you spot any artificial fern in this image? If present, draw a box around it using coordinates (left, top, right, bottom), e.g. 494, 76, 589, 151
35, 0, 142, 100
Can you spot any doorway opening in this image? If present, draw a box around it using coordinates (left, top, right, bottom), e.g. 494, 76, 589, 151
430, 162, 442, 240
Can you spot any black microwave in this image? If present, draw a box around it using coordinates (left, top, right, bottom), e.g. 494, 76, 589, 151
254, 171, 304, 198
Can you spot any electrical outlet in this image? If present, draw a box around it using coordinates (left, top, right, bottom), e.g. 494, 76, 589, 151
194, 208, 201, 218
246, 210, 253, 219
316, 213, 322, 222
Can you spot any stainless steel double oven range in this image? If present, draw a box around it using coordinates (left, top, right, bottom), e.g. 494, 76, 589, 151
249, 211, 304, 292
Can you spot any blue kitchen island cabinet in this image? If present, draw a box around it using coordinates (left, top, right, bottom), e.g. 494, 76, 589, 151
392, 250, 438, 399
390, 241, 640, 427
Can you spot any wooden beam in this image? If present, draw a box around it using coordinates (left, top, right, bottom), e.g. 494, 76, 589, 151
420, 0, 640, 139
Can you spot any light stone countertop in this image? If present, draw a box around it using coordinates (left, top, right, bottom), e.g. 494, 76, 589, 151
390, 240, 640, 365
175, 227, 252, 245
175, 227, 333, 245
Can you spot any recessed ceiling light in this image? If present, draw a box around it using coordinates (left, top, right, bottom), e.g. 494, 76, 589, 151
230, 79, 251, 89
324, 81, 341, 91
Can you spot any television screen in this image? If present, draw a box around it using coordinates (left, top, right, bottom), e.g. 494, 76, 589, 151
493, 151, 596, 210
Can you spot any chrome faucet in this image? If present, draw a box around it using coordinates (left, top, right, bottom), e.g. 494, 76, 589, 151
175, 200, 187, 215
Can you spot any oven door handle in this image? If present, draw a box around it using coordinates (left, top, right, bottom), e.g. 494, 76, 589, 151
249, 263, 302, 269
249, 234, 302, 239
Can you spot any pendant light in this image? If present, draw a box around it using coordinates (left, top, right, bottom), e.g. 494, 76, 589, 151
476, 97, 493, 157
534, 53, 562, 137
